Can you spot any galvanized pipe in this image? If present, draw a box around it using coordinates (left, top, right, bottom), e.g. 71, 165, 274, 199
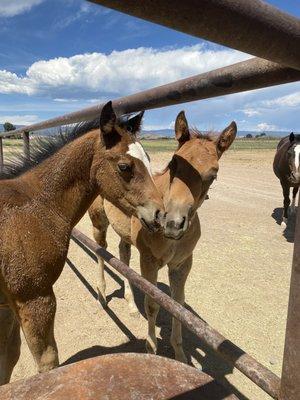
89, 0, 300, 71
3, 57, 300, 138
71, 227, 280, 399
280, 197, 300, 400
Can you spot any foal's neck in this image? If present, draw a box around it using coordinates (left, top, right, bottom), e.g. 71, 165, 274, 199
23, 131, 100, 227
154, 167, 171, 198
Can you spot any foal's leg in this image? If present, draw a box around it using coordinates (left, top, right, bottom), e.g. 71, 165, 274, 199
93, 225, 109, 307
140, 255, 159, 354
168, 255, 192, 364
291, 186, 299, 214
16, 291, 59, 373
0, 291, 21, 384
281, 181, 290, 228
119, 240, 137, 315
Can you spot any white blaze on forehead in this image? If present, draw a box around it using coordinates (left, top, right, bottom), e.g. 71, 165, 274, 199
127, 142, 152, 176
294, 145, 300, 170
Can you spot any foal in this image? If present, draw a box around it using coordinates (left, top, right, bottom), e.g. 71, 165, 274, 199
273, 132, 300, 227
89, 111, 236, 362
0, 101, 164, 384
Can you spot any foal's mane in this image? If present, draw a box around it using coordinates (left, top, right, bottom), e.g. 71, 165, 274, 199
0, 118, 102, 180
189, 128, 215, 141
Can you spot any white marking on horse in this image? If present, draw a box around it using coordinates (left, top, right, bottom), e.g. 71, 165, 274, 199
294, 145, 300, 170
127, 142, 152, 175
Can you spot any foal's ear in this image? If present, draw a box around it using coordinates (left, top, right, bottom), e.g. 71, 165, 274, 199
290, 132, 295, 143
127, 111, 144, 134
100, 101, 116, 135
175, 111, 190, 146
216, 121, 237, 158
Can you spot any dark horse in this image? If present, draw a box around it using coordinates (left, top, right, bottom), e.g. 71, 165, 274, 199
273, 132, 300, 227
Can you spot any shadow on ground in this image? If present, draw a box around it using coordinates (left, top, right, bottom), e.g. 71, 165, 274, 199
66, 242, 251, 400
271, 207, 297, 243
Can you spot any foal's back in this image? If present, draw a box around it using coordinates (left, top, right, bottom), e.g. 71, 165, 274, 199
273, 135, 290, 179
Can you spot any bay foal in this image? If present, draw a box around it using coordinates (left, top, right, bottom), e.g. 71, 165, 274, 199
0, 101, 164, 384
89, 111, 236, 362
273, 132, 300, 227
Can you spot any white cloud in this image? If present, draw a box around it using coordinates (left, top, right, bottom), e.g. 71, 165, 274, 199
0, 0, 44, 17
0, 70, 36, 95
54, 98, 78, 103
0, 45, 250, 98
256, 122, 277, 131
242, 108, 261, 117
0, 114, 39, 125
263, 92, 300, 107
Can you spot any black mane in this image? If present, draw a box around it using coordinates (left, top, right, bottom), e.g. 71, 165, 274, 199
0, 117, 101, 180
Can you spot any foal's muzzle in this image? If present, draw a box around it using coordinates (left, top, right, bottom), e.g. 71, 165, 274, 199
163, 211, 190, 240
136, 202, 164, 233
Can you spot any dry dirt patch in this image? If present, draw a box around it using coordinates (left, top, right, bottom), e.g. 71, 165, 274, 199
12, 149, 293, 400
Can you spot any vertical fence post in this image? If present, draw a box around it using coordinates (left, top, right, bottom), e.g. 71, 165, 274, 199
23, 131, 30, 160
280, 198, 300, 399
0, 137, 3, 171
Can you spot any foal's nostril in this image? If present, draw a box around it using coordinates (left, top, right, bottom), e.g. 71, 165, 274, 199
179, 216, 186, 230
166, 217, 186, 231
154, 209, 160, 221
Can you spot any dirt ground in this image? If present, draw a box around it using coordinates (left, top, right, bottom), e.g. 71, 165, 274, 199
11, 148, 295, 400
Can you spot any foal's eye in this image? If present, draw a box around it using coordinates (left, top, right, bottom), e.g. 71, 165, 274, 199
127, 125, 133, 133
118, 162, 132, 173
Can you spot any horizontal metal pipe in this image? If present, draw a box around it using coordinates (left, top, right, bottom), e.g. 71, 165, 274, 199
71, 227, 280, 399
3, 57, 300, 138
89, 0, 300, 71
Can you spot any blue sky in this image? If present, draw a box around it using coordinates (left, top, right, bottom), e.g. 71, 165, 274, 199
0, 0, 299, 132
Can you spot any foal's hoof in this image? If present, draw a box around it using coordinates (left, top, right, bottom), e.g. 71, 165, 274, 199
281, 218, 287, 229
175, 351, 188, 364
146, 339, 157, 355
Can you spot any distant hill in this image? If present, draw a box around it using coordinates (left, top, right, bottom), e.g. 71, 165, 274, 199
140, 128, 292, 139
0, 123, 295, 139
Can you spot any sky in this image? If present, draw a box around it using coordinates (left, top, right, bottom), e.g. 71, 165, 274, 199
0, 0, 299, 132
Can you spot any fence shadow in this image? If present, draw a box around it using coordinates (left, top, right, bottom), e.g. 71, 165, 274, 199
271, 207, 297, 242
66, 252, 250, 400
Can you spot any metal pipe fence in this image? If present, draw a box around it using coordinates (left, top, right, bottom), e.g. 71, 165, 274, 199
1, 57, 300, 140
71, 228, 281, 399
1, 1, 300, 399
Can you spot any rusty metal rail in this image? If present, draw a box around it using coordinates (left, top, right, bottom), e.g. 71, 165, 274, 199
2, 57, 300, 139
71, 227, 280, 399
90, 0, 300, 71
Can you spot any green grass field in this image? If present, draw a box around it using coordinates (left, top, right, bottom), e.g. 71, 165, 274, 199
0, 137, 279, 157
141, 138, 279, 153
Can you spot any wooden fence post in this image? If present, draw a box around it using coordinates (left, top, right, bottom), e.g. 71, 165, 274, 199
23, 131, 30, 160
0, 137, 3, 171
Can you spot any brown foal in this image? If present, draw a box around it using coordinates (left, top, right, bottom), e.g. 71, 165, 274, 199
89, 111, 236, 363
0, 101, 164, 384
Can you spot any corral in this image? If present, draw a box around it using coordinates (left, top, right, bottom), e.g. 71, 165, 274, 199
8, 145, 295, 399
0, 0, 299, 399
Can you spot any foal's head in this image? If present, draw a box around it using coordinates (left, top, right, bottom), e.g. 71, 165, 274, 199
286, 132, 300, 184
93, 101, 163, 231
162, 111, 236, 239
